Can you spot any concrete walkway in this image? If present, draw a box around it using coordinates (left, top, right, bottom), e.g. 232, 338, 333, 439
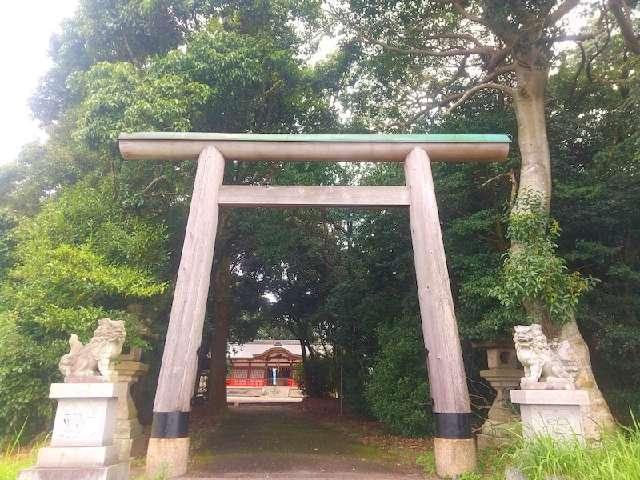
186, 405, 426, 479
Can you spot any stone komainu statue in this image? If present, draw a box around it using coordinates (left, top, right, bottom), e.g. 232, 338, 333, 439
59, 318, 126, 381
513, 324, 578, 388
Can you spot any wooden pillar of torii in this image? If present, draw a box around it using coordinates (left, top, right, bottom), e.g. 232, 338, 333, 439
118, 133, 509, 479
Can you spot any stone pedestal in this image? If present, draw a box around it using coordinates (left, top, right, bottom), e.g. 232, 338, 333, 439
510, 389, 590, 443
474, 341, 523, 448
433, 437, 477, 478
146, 437, 190, 478
19, 383, 129, 480
112, 350, 148, 460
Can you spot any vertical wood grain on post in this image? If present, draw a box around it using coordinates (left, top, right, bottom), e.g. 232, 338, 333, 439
146, 146, 225, 478
404, 147, 475, 477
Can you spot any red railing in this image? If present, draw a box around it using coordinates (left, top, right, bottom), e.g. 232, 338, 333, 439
226, 378, 265, 387
226, 378, 299, 387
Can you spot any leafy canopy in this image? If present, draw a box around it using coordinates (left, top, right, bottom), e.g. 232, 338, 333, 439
0, 179, 167, 440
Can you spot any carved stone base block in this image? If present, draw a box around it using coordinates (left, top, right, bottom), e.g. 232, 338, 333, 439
37, 445, 119, 468
19, 383, 128, 480
146, 437, 190, 478
18, 462, 129, 480
520, 378, 575, 390
433, 437, 476, 478
510, 389, 590, 443
49, 383, 118, 447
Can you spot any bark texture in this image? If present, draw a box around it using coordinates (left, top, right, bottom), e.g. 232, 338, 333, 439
513, 66, 552, 212
561, 320, 615, 437
513, 66, 615, 438
608, 0, 640, 54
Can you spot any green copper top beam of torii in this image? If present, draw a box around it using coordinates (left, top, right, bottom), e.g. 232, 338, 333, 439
118, 132, 510, 163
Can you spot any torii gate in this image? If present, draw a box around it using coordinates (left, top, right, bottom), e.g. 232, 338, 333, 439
118, 132, 510, 478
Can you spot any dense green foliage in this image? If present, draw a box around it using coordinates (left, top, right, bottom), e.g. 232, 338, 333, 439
0, 0, 638, 444
492, 195, 595, 326
550, 41, 640, 389
365, 316, 431, 436
294, 357, 336, 399
0, 180, 167, 440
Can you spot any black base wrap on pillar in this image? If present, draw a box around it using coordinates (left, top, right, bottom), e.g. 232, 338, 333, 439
434, 412, 473, 439
151, 412, 190, 438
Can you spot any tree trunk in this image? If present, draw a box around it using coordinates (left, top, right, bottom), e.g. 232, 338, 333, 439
513, 66, 552, 212
561, 320, 616, 438
513, 65, 615, 438
208, 254, 231, 415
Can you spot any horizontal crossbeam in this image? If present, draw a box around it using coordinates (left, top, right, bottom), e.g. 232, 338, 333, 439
118, 132, 510, 163
217, 186, 410, 207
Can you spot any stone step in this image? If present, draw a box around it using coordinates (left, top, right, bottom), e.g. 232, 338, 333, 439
262, 386, 292, 397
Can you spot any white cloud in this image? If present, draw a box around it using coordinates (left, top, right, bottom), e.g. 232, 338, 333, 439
0, 0, 78, 165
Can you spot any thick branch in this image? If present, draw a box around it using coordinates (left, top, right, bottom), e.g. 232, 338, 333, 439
450, 0, 490, 28
608, 0, 640, 54
142, 174, 168, 195
569, 43, 587, 95
360, 35, 492, 56
553, 33, 597, 42
421, 33, 488, 49
546, 0, 581, 27
449, 0, 522, 44
447, 82, 514, 113
400, 77, 513, 128
486, 46, 513, 72
483, 63, 516, 82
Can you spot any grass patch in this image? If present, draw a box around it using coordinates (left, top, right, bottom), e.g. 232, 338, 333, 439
506, 424, 640, 480
417, 446, 509, 480
0, 424, 37, 480
417, 422, 640, 479
0, 452, 36, 480
416, 450, 435, 474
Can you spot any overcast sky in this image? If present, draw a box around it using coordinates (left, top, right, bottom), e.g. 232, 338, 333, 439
0, 0, 78, 165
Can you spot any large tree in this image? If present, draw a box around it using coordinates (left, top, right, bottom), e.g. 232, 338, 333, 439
21, 0, 341, 418
336, 0, 627, 436
31, 0, 216, 124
